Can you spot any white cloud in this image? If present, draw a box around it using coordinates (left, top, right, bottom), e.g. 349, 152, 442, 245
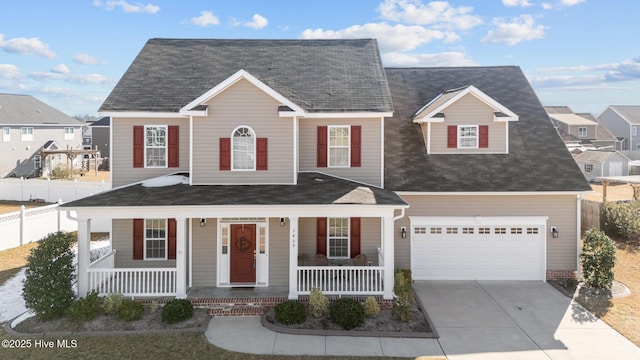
29, 71, 109, 84
190, 11, 220, 27
542, 3, 553, 9
482, 15, 546, 45
73, 53, 100, 65
560, 0, 584, 6
531, 57, 640, 89
0, 34, 56, 59
383, 51, 477, 66
93, 0, 159, 14
51, 64, 70, 75
243, 14, 268, 29
502, 0, 533, 7
378, 0, 482, 30
301, 22, 451, 53
0, 64, 20, 79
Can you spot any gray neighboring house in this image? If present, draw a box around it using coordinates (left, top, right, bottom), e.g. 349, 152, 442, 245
545, 106, 621, 149
0, 94, 83, 178
597, 105, 640, 150
89, 116, 110, 168
574, 150, 630, 181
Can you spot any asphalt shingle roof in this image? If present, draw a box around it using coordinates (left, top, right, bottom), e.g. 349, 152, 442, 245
0, 94, 82, 126
609, 106, 640, 125
384, 66, 592, 192
100, 38, 393, 113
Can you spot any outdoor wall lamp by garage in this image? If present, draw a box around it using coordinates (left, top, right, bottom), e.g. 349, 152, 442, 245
401, 226, 407, 239
280, 217, 285, 226
200, 218, 206, 227
551, 226, 558, 238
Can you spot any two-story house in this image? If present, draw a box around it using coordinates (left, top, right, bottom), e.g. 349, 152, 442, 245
545, 106, 621, 150
0, 94, 84, 178
61, 39, 590, 301
597, 105, 640, 151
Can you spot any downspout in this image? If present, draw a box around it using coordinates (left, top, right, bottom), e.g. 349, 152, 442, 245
393, 207, 406, 221
576, 194, 583, 280
189, 115, 193, 185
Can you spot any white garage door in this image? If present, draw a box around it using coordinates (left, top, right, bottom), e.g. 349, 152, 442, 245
410, 216, 547, 281
609, 162, 623, 177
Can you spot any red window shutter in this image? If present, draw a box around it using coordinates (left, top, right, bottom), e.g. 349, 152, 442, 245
351, 126, 361, 167
316, 217, 327, 256
133, 126, 144, 168
133, 218, 144, 260
317, 126, 327, 168
350, 217, 361, 259
167, 218, 176, 260
168, 126, 179, 167
447, 126, 457, 148
219, 138, 231, 170
256, 138, 268, 170
479, 125, 489, 148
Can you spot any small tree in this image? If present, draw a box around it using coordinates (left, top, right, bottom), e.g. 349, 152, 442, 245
23, 231, 76, 320
581, 228, 617, 289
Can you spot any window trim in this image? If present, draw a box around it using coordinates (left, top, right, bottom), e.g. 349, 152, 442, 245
633, 126, 638, 136
585, 163, 593, 172
34, 155, 41, 169
64, 127, 75, 140
578, 127, 587, 138
231, 125, 256, 171
327, 217, 350, 259
2, 127, 9, 142
457, 125, 478, 149
144, 218, 167, 260
328, 125, 351, 168
144, 125, 168, 168
21, 127, 34, 142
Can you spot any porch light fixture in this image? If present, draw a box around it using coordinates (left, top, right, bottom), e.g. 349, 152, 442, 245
200, 218, 206, 227
551, 226, 558, 238
400, 226, 407, 239
280, 217, 285, 226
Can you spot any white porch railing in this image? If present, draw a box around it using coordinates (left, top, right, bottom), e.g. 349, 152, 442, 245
297, 266, 384, 295
88, 260, 177, 297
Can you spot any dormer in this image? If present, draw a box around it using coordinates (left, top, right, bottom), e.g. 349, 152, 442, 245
412, 85, 518, 154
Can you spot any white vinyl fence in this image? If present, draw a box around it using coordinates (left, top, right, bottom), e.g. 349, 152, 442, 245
0, 178, 110, 203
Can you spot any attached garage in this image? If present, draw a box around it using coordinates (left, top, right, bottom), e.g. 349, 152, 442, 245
410, 216, 547, 281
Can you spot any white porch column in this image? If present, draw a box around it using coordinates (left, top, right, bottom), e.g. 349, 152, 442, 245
175, 217, 187, 299
77, 218, 91, 297
288, 216, 299, 300
383, 215, 395, 299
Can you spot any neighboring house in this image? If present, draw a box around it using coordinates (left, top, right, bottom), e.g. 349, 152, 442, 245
0, 94, 83, 178
574, 150, 630, 181
545, 106, 621, 149
597, 105, 640, 150
89, 117, 110, 169
61, 39, 590, 301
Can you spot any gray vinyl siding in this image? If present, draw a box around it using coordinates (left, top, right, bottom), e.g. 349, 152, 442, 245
91, 127, 110, 160
429, 94, 508, 154
578, 153, 629, 181
597, 108, 631, 150
0, 125, 83, 178
192, 79, 294, 184
299, 119, 383, 187
269, 218, 289, 286
111, 118, 189, 187
395, 195, 578, 272
191, 218, 217, 287
112, 219, 176, 268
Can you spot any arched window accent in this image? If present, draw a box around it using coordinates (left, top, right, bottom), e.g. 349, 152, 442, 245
232, 126, 255, 170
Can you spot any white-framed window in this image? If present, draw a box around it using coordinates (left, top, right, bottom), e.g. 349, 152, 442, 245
2, 127, 9, 142
144, 219, 167, 260
64, 127, 75, 140
232, 126, 255, 170
145, 125, 167, 168
585, 164, 593, 172
21, 127, 34, 142
636, 144, 640, 151
34, 155, 41, 169
328, 125, 350, 167
578, 127, 587, 138
458, 125, 478, 148
328, 217, 349, 258
633, 127, 638, 136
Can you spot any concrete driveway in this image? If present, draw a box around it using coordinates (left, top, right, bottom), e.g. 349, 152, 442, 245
414, 281, 640, 359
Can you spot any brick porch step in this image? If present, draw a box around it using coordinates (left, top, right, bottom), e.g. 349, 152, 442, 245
190, 296, 288, 317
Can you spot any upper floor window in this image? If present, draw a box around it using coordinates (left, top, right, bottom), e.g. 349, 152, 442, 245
232, 126, 255, 170
145, 125, 167, 167
458, 125, 478, 148
145, 218, 167, 260
34, 155, 41, 169
21, 127, 34, 142
2, 127, 9, 142
585, 164, 593, 172
329, 125, 350, 167
64, 127, 75, 140
578, 127, 587, 138
633, 127, 638, 136
328, 217, 349, 258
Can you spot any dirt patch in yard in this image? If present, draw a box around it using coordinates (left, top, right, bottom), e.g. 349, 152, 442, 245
584, 183, 635, 202
0, 201, 50, 215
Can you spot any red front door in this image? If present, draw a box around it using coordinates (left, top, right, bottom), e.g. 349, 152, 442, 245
230, 224, 256, 283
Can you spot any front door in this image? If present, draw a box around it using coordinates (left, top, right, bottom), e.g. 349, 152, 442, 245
230, 224, 256, 283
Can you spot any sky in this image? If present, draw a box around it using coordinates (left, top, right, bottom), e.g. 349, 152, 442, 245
0, 0, 638, 117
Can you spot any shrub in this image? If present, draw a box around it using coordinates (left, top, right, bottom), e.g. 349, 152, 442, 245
581, 228, 617, 289
23, 231, 76, 320
101, 293, 124, 316
363, 296, 380, 318
330, 298, 364, 330
308, 287, 329, 318
392, 269, 412, 322
67, 291, 101, 322
274, 300, 306, 325
161, 299, 194, 324
117, 299, 144, 321
603, 201, 640, 240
